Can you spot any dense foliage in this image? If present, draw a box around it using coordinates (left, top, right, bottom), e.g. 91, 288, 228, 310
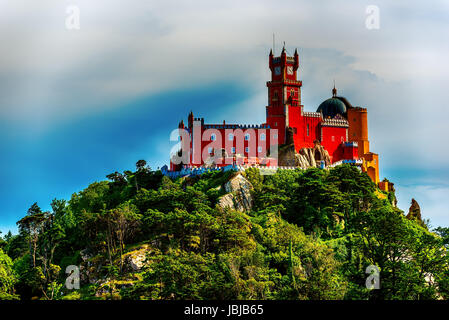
0, 161, 448, 300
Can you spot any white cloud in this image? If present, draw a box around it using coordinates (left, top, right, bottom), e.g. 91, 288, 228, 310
0, 0, 448, 226
0, 0, 448, 123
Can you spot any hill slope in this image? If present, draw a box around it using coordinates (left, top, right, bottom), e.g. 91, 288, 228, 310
1, 163, 448, 300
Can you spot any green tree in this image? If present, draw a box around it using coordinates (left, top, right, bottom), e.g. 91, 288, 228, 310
17, 203, 47, 267
0, 249, 18, 300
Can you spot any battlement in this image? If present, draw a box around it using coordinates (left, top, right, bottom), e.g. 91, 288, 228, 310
321, 118, 349, 127
203, 124, 271, 130
349, 106, 367, 112
303, 111, 322, 118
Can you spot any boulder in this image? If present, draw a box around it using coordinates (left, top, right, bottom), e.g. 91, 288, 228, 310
123, 244, 153, 272
218, 173, 253, 212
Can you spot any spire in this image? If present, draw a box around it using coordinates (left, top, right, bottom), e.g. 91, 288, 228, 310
294, 48, 299, 69
269, 48, 273, 56
188, 110, 194, 127
332, 80, 337, 97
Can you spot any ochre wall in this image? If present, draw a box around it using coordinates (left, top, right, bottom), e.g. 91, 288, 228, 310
347, 107, 369, 155
363, 152, 380, 184
347, 107, 379, 184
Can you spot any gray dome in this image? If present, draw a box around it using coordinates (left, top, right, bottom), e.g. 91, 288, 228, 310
317, 97, 347, 119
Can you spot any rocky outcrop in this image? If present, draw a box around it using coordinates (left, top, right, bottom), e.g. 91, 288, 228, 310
123, 244, 153, 272
217, 173, 253, 212
217, 193, 236, 210
406, 198, 423, 225
78, 244, 156, 285
279, 140, 330, 168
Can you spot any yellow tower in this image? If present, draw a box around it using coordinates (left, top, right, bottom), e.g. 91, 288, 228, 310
347, 106, 379, 184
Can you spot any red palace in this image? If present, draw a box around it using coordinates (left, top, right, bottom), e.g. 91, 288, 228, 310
171, 47, 382, 186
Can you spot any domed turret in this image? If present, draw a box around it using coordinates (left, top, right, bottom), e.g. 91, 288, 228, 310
316, 86, 351, 119
317, 98, 347, 119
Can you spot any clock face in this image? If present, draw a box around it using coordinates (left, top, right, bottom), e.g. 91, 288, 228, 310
287, 66, 293, 75
274, 66, 281, 75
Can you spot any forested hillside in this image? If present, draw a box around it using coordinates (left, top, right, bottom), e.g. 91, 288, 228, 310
1, 162, 448, 300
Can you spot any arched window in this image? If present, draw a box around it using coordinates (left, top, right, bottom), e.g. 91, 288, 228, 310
211, 133, 216, 141
306, 124, 309, 136
228, 133, 234, 141
260, 133, 266, 141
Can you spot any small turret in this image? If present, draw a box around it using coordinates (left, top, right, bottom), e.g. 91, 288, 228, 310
280, 43, 287, 66
269, 49, 273, 70
294, 48, 299, 69
188, 111, 194, 128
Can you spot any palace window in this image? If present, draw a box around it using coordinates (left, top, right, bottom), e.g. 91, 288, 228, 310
228, 133, 234, 141
257, 146, 262, 153
245, 147, 250, 153
260, 133, 266, 141
245, 133, 250, 141
208, 147, 213, 154
231, 147, 236, 154
211, 133, 216, 141
307, 124, 309, 136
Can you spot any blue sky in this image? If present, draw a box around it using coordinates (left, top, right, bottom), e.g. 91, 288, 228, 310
1, 0, 449, 234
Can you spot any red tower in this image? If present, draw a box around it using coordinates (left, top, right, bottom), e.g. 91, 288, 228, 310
266, 47, 302, 145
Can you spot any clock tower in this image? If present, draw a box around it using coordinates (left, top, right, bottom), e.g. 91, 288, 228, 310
266, 46, 302, 144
